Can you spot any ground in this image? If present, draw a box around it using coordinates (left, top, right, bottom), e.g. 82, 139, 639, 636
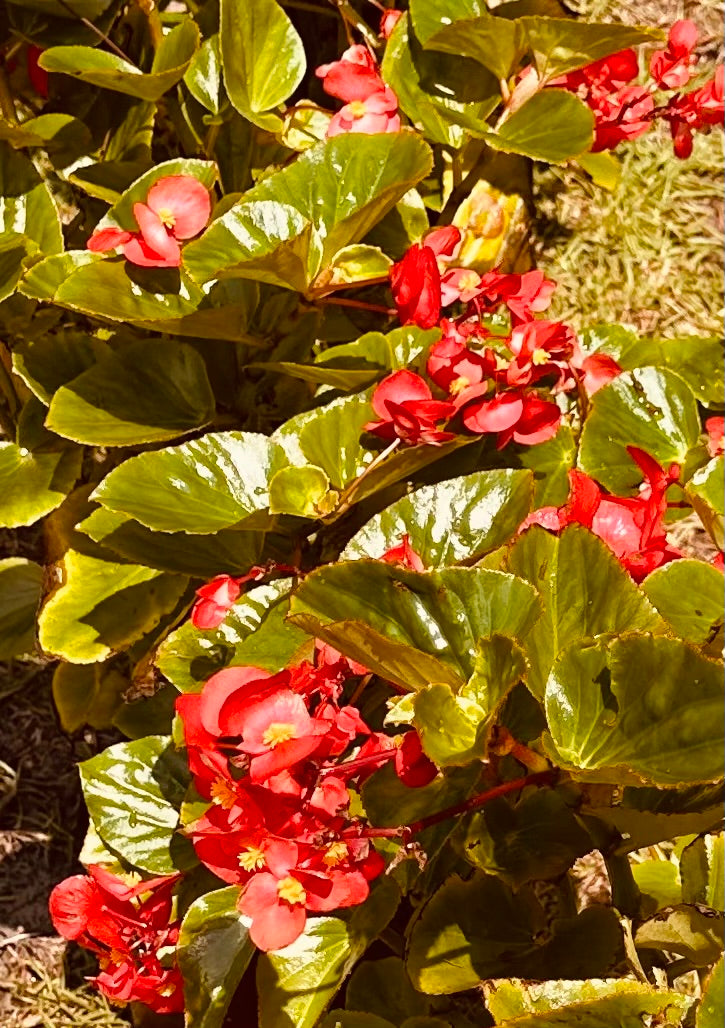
0, 1, 722, 1025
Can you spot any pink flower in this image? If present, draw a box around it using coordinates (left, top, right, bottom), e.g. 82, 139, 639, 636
426, 336, 496, 400
87, 175, 211, 268
506, 320, 577, 390
661, 66, 724, 159
316, 44, 384, 102
705, 416, 724, 457
364, 370, 455, 446
380, 534, 425, 571
327, 86, 401, 137
191, 574, 242, 629
475, 269, 556, 324
571, 351, 623, 395
461, 389, 561, 449
379, 9, 403, 40
650, 20, 698, 89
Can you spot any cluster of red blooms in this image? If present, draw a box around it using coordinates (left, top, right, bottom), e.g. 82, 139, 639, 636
316, 42, 401, 137
177, 589, 436, 951
364, 225, 620, 449
87, 175, 211, 268
49, 866, 184, 1013
552, 21, 723, 158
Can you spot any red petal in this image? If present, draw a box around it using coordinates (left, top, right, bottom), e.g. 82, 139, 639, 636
241, 878, 307, 951
122, 233, 181, 268
511, 397, 561, 445
146, 175, 212, 239
199, 665, 274, 736
371, 370, 432, 419
48, 875, 98, 940
133, 202, 180, 260
87, 227, 133, 252
462, 391, 524, 434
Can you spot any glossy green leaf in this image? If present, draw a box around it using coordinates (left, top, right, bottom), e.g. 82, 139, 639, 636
324, 244, 392, 287
632, 857, 682, 910
460, 789, 593, 888
518, 424, 577, 507
177, 886, 254, 1028
507, 525, 665, 698
634, 905, 724, 967
39, 20, 200, 100
79, 735, 193, 874
413, 3, 525, 81
184, 133, 432, 291
345, 957, 429, 1024
46, 340, 215, 446
698, 954, 724, 1028
681, 834, 724, 911
0, 442, 81, 528
92, 431, 280, 533
257, 877, 400, 1028
408, 873, 623, 993
544, 634, 725, 785
460, 635, 528, 714
687, 457, 724, 550
414, 683, 487, 766
0, 142, 62, 255
12, 332, 108, 404
578, 368, 700, 493
342, 469, 533, 567
220, 0, 305, 129
0, 233, 34, 304
156, 580, 308, 692
486, 90, 594, 163
184, 34, 223, 115
522, 18, 660, 80
642, 560, 724, 645
268, 465, 335, 517
52, 661, 128, 732
288, 562, 541, 691
38, 549, 187, 663
0, 558, 42, 659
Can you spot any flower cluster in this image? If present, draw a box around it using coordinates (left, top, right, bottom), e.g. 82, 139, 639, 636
364, 227, 620, 450
191, 562, 298, 630
316, 44, 401, 137
552, 21, 723, 158
520, 446, 683, 581
49, 867, 184, 1013
87, 175, 211, 268
176, 631, 435, 951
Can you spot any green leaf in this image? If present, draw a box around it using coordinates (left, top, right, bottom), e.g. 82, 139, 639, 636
681, 834, 724, 911
12, 332, 108, 404
414, 3, 525, 81
544, 634, 725, 786
631, 857, 682, 910
460, 635, 528, 718
324, 244, 392, 287
268, 465, 335, 517
220, 0, 305, 129
156, 580, 308, 692
522, 18, 661, 81
0, 143, 62, 256
687, 457, 724, 550
177, 886, 254, 1028
52, 661, 128, 733
288, 562, 541, 691
578, 368, 700, 493
184, 133, 433, 292
92, 431, 280, 533
634, 906, 724, 967
184, 34, 223, 115
0, 558, 42, 659
0, 233, 34, 304
413, 683, 487, 766
518, 424, 577, 507
5, 0, 113, 17
460, 789, 593, 888
345, 957, 430, 1024
80, 736, 193, 874
343, 469, 533, 567
0, 442, 81, 528
96, 158, 217, 234
507, 525, 665, 698
698, 954, 724, 1028
485, 90, 594, 163
38, 549, 187, 663
39, 20, 200, 101
408, 873, 623, 994
577, 151, 621, 191
257, 877, 400, 1028
642, 560, 724, 645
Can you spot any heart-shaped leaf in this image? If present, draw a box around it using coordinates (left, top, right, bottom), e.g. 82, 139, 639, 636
0, 441, 81, 528
642, 560, 724, 645
485, 89, 594, 164
0, 558, 43, 659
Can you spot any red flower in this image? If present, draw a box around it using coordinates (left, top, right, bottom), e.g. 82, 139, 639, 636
364, 370, 455, 445
395, 730, 437, 787
27, 45, 49, 98
423, 225, 462, 261
380, 534, 425, 571
426, 335, 496, 401
506, 320, 577, 390
236, 690, 330, 782
661, 66, 724, 159
571, 350, 623, 395
475, 269, 556, 324
379, 9, 403, 40
461, 389, 561, 448
650, 21, 698, 89
316, 44, 385, 102
87, 175, 211, 268
191, 574, 242, 629
705, 416, 724, 457
49, 868, 183, 1014
390, 243, 441, 327
591, 86, 655, 151
327, 86, 401, 137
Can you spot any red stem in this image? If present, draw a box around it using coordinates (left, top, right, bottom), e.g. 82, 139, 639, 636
318, 296, 395, 314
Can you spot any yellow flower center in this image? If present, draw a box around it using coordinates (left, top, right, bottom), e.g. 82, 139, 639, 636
262, 722, 297, 748
157, 207, 176, 229
323, 841, 349, 867
449, 376, 471, 396
532, 348, 549, 366
238, 846, 266, 872
210, 777, 238, 810
457, 271, 480, 292
348, 99, 368, 118
277, 876, 306, 905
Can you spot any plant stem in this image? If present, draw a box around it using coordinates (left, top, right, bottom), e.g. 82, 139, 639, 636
317, 295, 394, 315
313, 274, 391, 297
328, 0, 379, 48
55, 0, 133, 63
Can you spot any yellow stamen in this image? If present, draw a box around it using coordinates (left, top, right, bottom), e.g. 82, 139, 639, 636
532, 348, 549, 366
277, 876, 306, 905
210, 777, 238, 810
157, 206, 176, 229
238, 846, 266, 872
457, 271, 480, 292
262, 722, 297, 748
449, 376, 471, 396
159, 983, 177, 997
323, 841, 348, 867
348, 99, 368, 118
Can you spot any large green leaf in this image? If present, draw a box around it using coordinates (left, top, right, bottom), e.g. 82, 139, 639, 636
0, 442, 81, 528
52, 661, 128, 733
45, 340, 215, 446
12, 332, 108, 404
544, 634, 725, 786
156, 580, 309, 692
39, 19, 200, 101
220, 0, 305, 129
687, 457, 724, 550
79, 735, 193, 874
288, 562, 541, 691
184, 133, 432, 292
507, 525, 665, 698
413, 683, 488, 767
642, 560, 724, 645
521, 18, 661, 81
345, 957, 430, 1024
38, 549, 187, 663
0, 142, 62, 256
681, 834, 724, 911
92, 432, 280, 533
256, 877, 400, 1028
698, 954, 724, 1028
0, 233, 34, 303
0, 558, 42, 659
177, 886, 254, 1028
413, 3, 525, 81
184, 34, 224, 115
578, 368, 700, 493
342, 469, 533, 567
407, 873, 622, 994
486, 90, 594, 163
634, 905, 724, 967
518, 424, 577, 507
